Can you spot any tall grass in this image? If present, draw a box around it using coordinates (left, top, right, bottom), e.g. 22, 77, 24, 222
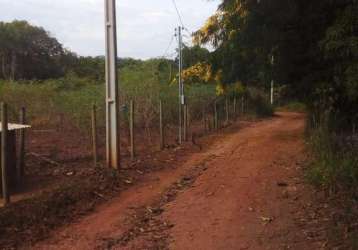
246, 88, 274, 117
0, 76, 217, 133
306, 113, 358, 194
277, 101, 306, 113
0, 80, 103, 129
0, 60, 273, 136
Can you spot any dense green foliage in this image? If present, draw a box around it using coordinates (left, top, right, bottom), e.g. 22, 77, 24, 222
0, 21, 154, 83
196, 0, 357, 103
195, 0, 357, 190
0, 21, 65, 80
181, 45, 211, 68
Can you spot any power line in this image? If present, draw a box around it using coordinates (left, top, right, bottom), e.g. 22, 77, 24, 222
171, 0, 185, 28
182, 35, 193, 47
162, 35, 175, 58
183, 27, 192, 37
171, 0, 193, 40
163, 52, 177, 59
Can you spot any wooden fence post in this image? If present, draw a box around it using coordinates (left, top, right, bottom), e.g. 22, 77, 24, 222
91, 104, 98, 167
187, 105, 191, 128
233, 97, 237, 121
159, 100, 164, 150
202, 105, 207, 133
17, 107, 26, 182
130, 100, 135, 160
225, 97, 229, 125
1, 102, 10, 205
241, 96, 245, 114
214, 101, 218, 131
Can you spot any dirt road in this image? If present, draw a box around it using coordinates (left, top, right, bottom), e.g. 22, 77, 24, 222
32, 112, 323, 250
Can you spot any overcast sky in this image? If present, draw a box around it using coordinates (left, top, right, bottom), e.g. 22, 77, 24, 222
0, 0, 219, 59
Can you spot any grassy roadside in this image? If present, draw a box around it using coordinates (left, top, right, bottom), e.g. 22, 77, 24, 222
304, 114, 358, 249
276, 102, 306, 113
276, 101, 358, 248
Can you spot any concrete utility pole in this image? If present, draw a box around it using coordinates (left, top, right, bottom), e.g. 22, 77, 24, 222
176, 26, 185, 144
105, 0, 120, 169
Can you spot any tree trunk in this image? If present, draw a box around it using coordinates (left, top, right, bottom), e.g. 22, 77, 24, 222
10, 51, 16, 81
1, 54, 7, 79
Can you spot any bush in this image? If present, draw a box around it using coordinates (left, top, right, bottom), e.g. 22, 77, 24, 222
0, 81, 58, 125
247, 88, 274, 117
277, 102, 306, 113
307, 119, 358, 193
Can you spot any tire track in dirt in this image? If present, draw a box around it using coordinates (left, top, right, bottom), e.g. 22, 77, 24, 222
31, 112, 319, 250
107, 112, 317, 250
30, 117, 246, 250
156, 112, 315, 250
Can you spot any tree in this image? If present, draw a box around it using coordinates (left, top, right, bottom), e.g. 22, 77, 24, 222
0, 20, 65, 80
195, 0, 356, 97
181, 45, 211, 69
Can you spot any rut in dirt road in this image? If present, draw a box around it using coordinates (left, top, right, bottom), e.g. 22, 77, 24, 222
160, 112, 311, 250
33, 112, 318, 250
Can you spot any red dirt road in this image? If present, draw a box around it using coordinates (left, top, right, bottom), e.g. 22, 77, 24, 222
162, 113, 310, 250
32, 112, 322, 250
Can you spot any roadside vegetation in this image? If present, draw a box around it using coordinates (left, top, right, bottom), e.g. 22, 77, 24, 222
194, 0, 357, 196
277, 102, 306, 113
0, 21, 273, 138
307, 123, 358, 193
193, 2, 357, 246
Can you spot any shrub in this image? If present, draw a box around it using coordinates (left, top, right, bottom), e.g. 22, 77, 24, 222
306, 115, 358, 194
277, 102, 306, 113
247, 88, 274, 117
